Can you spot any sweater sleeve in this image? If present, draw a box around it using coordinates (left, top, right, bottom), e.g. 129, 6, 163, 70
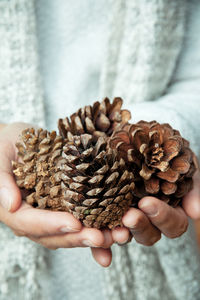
0, 2, 46, 299
126, 0, 200, 159
0, 0, 45, 127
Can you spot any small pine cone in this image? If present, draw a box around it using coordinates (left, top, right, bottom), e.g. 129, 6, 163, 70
13, 128, 64, 210
109, 121, 196, 206
58, 134, 135, 229
58, 97, 131, 140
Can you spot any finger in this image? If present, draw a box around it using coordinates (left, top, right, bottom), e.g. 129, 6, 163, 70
29, 227, 105, 249
122, 207, 161, 246
0, 142, 21, 212
102, 229, 114, 248
0, 202, 82, 237
91, 247, 112, 267
0, 122, 35, 145
139, 197, 188, 238
0, 123, 39, 212
182, 171, 200, 220
111, 226, 130, 245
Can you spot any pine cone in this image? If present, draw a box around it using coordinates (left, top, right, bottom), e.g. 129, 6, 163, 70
59, 133, 135, 228
12, 128, 65, 210
13, 129, 135, 229
58, 97, 131, 140
109, 121, 196, 206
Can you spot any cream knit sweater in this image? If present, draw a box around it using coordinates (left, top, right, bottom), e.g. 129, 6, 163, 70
0, 0, 200, 299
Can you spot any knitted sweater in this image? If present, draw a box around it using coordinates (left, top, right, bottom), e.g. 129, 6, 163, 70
0, 0, 200, 299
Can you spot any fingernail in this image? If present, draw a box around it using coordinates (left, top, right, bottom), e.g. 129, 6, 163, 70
140, 204, 158, 217
0, 188, 12, 211
150, 236, 160, 245
60, 227, 80, 233
117, 237, 129, 245
82, 240, 98, 247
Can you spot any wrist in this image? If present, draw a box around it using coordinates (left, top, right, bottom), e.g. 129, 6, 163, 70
0, 124, 6, 131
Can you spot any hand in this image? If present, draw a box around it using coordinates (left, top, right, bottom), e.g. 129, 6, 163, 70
112, 168, 200, 247
182, 169, 200, 219
0, 123, 113, 267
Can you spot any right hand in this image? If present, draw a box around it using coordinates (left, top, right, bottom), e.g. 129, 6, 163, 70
0, 123, 113, 267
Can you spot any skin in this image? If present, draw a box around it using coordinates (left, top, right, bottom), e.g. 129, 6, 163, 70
0, 123, 199, 268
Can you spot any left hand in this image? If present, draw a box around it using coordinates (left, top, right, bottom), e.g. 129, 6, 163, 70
0, 123, 113, 268
111, 169, 200, 247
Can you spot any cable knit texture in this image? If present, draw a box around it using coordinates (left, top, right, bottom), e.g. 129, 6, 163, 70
101, 0, 186, 104
0, 0, 200, 299
0, 0, 45, 126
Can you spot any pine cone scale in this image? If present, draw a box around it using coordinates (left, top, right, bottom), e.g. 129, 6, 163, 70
157, 168, 179, 182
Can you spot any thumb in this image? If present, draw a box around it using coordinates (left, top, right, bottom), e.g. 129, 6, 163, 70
182, 171, 200, 220
0, 143, 21, 212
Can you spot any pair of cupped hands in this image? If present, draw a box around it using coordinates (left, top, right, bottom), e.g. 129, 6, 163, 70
0, 123, 199, 267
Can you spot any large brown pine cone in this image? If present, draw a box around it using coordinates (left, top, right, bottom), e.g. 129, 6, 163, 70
13, 129, 135, 229
58, 97, 131, 140
109, 121, 196, 206
58, 133, 135, 228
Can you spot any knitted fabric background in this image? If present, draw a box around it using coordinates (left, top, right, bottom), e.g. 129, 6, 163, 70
100, 0, 186, 104
0, 0, 200, 299
0, 0, 45, 126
